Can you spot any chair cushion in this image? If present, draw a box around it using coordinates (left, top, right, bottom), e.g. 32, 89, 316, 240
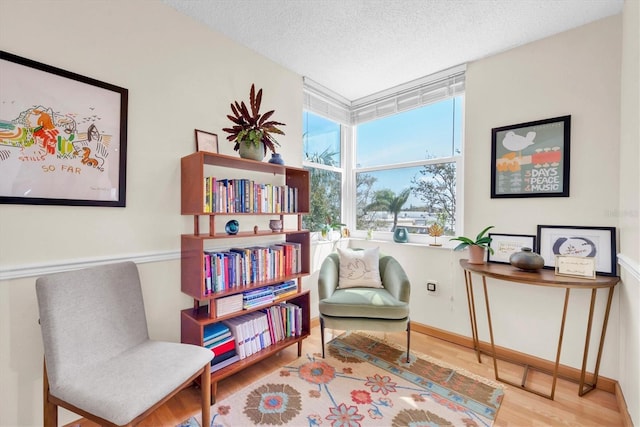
337, 247, 383, 288
48, 340, 213, 426
319, 287, 409, 320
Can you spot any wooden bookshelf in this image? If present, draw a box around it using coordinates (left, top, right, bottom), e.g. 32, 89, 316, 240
179, 152, 311, 403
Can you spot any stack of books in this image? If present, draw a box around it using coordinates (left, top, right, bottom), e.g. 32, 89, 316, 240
273, 280, 297, 301
215, 293, 243, 317
243, 287, 275, 309
203, 322, 239, 372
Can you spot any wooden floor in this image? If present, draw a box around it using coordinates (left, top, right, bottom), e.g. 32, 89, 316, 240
67, 325, 623, 427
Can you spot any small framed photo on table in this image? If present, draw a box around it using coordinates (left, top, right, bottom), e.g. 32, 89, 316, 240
488, 233, 536, 264
555, 256, 596, 279
195, 129, 218, 153
537, 225, 617, 276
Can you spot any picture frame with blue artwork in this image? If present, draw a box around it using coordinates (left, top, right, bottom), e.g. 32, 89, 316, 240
536, 225, 617, 276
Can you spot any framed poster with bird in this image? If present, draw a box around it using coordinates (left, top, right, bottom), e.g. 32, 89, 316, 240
490, 115, 570, 198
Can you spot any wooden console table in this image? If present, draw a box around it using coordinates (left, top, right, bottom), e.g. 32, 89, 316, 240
460, 259, 619, 400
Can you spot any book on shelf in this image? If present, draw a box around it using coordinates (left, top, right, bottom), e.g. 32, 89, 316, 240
203, 322, 230, 341
207, 335, 236, 356
210, 349, 237, 368
211, 353, 240, 372
215, 293, 243, 317
203, 330, 232, 348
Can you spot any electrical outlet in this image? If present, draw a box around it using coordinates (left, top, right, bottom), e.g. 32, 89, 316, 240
426, 281, 438, 296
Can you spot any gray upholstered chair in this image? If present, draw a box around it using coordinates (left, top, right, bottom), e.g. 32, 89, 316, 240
35, 261, 213, 427
318, 251, 411, 362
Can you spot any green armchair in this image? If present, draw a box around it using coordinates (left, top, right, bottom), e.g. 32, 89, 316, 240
318, 251, 411, 362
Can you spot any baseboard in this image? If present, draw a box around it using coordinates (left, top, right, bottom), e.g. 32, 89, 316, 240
615, 381, 634, 427
410, 322, 618, 394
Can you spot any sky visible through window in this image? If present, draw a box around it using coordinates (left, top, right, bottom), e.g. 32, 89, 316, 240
304, 97, 462, 215
356, 97, 462, 207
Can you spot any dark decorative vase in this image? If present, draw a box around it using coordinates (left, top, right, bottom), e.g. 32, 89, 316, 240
393, 227, 408, 243
225, 220, 239, 235
509, 247, 544, 271
268, 153, 284, 165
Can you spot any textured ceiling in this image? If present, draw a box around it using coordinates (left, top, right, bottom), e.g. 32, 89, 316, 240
162, 0, 623, 101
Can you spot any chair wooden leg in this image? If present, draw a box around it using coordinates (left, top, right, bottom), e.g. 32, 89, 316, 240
406, 321, 411, 363
43, 361, 57, 427
201, 363, 211, 427
320, 317, 326, 358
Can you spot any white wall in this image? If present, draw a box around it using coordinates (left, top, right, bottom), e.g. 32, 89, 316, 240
1, 1, 637, 426
617, 0, 640, 424
462, 14, 623, 369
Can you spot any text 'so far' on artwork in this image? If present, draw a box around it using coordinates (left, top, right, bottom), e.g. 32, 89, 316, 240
491, 115, 570, 198
0, 51, 128, 207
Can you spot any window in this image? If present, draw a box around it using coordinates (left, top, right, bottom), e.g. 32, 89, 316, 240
302, 111, 343, 232
355, 97, 462, 237
303, 65, 465, 241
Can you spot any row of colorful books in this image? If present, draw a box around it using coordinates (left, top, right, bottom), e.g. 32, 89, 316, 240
204, 177, 299, 214
203, 322, 239, 372
220, 302, 303, 360
203, 243, 302, 294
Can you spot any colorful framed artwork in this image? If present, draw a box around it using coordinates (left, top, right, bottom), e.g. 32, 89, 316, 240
195, 129, 218, 153
0, 51, 128, 207
487, 233, 536, 264
491, 115, 571, 198
537, 225, 617, 276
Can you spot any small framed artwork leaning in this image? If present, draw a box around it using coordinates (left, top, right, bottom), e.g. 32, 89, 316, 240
537, 225, 617, 276
487, 233, 536, 264
491, 115, 571, 199
195, 129, 218, 153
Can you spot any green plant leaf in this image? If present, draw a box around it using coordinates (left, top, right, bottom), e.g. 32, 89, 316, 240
475, 225, 495, 241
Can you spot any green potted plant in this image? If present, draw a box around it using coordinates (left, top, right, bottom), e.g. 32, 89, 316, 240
222, 84, 285, 161
451, 225, 495, 264
320, 218, 346, 240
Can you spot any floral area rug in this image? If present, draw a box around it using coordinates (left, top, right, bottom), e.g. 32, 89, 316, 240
178, 331, 505, 427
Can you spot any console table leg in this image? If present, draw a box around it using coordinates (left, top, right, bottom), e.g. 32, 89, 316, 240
464, 270, 481, 363
579, 287, 614, 396
550, 288, 571, 400
481, 278, 499, 380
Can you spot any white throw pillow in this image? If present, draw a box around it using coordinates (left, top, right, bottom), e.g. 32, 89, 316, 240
337, 247, 383, 289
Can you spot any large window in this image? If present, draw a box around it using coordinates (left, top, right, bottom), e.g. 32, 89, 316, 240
303, 66, 465, 241
356, 97, 462, 236
302, 111, 342, 232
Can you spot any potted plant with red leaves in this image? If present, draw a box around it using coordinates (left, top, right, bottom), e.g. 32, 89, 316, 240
222, 84, 285, 161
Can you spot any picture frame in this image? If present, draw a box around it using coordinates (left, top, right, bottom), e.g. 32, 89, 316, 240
555, 255, 597, 279
0, 51, 128, 207
487, 233, 537, 264
491, 115, 571, 198
195, 129, 218, 153
537, 225, 617, 276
